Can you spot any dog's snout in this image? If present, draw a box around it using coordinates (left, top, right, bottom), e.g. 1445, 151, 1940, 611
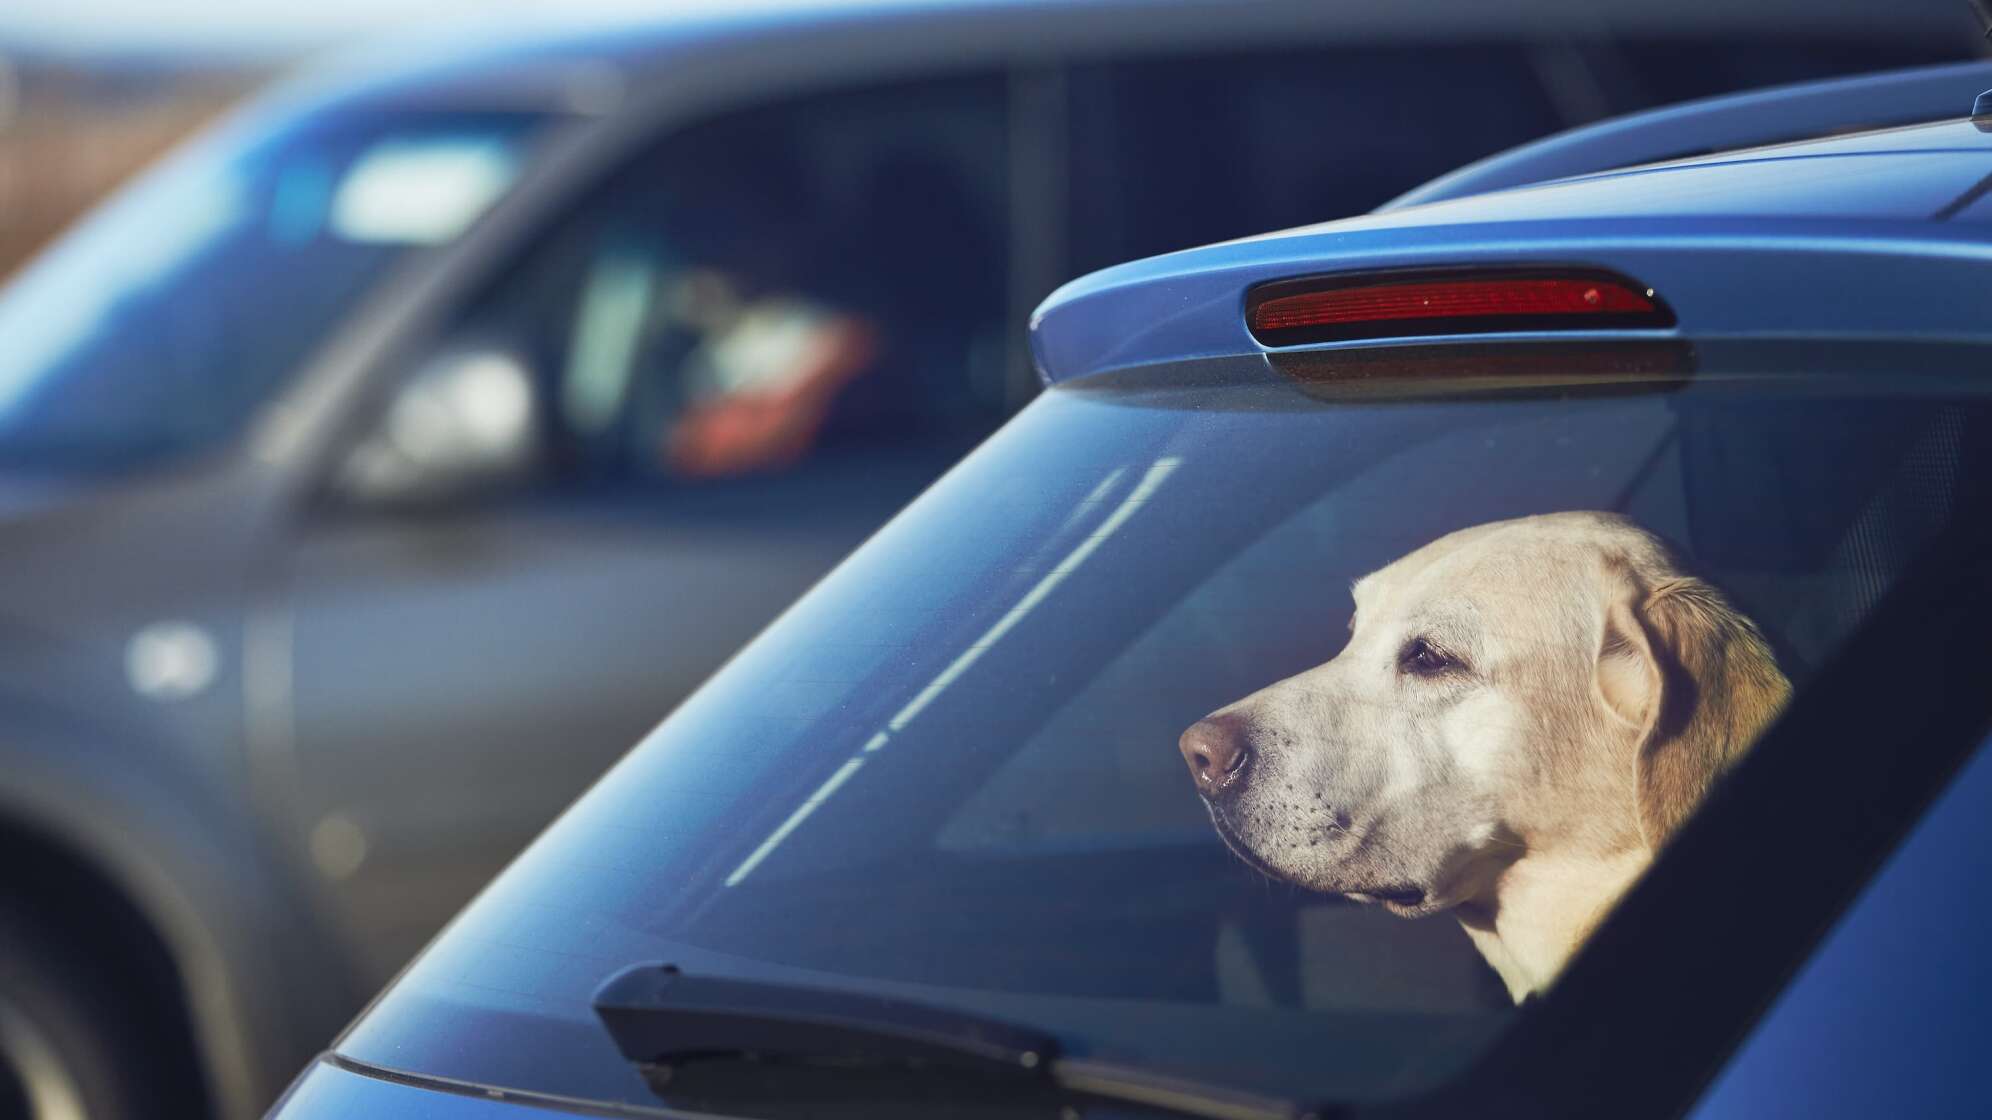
1180, 714, 1252, 797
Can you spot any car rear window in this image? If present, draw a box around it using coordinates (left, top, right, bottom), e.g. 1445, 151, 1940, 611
338, 339, 1992, 1111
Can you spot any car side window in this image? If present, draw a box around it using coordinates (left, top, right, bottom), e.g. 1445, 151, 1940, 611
1056, 35, 1979, 281
1591, 36, 1978, 112
344, 73, 1015, 503
1060, 45, 1568, 276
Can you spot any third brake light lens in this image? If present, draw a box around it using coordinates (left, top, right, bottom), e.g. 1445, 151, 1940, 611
1247, 270, 1674, 346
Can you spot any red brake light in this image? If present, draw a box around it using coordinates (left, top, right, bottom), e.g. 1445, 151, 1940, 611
1246, 270, 1674, 346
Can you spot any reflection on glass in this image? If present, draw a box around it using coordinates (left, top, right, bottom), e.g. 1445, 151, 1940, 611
725, 455, 1180, 887
328, 135, 521, 245
0, 105, 546, 473
344, 345, 1992, 1110
0, 155, 243, 417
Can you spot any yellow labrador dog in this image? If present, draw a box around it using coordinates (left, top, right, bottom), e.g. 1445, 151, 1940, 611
1179, 511, 1789, 1001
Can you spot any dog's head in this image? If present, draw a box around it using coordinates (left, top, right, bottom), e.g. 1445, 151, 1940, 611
1180, 511, 1789, 918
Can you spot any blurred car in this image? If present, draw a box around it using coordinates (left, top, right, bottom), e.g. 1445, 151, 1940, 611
0, 1, 1981, 1117
271, 61, 1992, 1120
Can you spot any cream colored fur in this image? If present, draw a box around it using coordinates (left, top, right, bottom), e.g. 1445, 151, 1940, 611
1186, 511, 1790, 1000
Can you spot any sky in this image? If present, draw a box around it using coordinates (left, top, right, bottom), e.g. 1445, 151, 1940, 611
0, 0, 858, 57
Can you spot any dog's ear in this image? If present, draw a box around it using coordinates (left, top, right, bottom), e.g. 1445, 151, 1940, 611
1594, 565, 1791, 850
1594, 572, 1662, 736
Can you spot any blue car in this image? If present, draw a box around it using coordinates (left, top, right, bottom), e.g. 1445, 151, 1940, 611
23, 6, 1978, 1118
273, 65, 1992, 1119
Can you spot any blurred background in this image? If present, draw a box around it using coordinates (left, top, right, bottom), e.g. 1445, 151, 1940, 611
0, 2, 1982, 1119
0, 40, 254, 283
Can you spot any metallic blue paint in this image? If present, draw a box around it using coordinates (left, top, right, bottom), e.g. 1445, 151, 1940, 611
1031, 120, 1992, 387
1687, 734, 1992, 1118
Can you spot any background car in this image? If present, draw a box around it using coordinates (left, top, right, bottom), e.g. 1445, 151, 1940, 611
0, 1, 1983, 1117
273, 61, 1992, 1120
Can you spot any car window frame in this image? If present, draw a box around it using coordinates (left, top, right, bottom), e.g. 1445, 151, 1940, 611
303, 62, 1037, 520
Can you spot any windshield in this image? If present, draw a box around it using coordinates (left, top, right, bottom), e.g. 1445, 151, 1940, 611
0, 101, 550, 474
338, 341, 1992, 1109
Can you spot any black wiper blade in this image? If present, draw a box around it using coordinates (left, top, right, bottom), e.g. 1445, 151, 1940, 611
594, 963, 1056, 1077
592, 963, 1326, 1120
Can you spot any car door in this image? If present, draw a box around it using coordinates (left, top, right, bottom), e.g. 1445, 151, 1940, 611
271, 71, 1018, 983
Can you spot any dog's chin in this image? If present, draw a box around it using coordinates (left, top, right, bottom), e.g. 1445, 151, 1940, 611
1338, 863, 1467, 917
1207, 806, 1289, 881
1209, 807, 1445, 916
1361, 888, 1446, 919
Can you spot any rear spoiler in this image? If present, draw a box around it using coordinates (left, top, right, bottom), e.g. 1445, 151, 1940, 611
1383, 58, 1992, 211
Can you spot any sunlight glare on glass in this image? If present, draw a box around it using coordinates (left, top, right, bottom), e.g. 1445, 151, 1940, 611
330, 136, 518, 245
0, 151, 243, 419
723, 456, 1183, 887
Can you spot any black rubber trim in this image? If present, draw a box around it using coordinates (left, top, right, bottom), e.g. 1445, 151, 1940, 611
1268, 339, 1695, 401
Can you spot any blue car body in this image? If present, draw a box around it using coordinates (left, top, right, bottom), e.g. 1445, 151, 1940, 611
27, 5, 1980, 1116
274, 68, 1992, 1120
1033, 118, 1992, 384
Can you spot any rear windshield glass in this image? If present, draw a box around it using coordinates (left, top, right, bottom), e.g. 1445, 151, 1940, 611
340, 341, 1992, 1108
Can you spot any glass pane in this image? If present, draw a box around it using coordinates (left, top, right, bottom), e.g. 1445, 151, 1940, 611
1063, 45, 1566, 272
1601, 35, 1977, 112
1060, 33, 1979, 278
0, 105, 549, 472
342, 341, 1992, 1108
410, 73, 1013, 494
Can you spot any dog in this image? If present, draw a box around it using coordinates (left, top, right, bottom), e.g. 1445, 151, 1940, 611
1178, 511, 1790, 1001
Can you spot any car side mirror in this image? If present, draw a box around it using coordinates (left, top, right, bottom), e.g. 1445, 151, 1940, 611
333, 345, 540, 508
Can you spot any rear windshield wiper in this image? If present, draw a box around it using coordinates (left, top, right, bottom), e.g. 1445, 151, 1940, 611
593, 963, 1324, 1120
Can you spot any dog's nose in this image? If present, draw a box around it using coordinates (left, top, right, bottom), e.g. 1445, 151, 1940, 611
1180, 714, 1252, 797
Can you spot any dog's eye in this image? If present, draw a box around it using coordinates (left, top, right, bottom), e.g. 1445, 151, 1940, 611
1399, 637, 1460, 677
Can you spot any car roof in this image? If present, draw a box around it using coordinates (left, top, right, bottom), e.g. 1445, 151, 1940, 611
1388, 57, 1992, 209
1030, 115, 1992, 386
1331, 118, 1992, 226
265, 0, 1976, 118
